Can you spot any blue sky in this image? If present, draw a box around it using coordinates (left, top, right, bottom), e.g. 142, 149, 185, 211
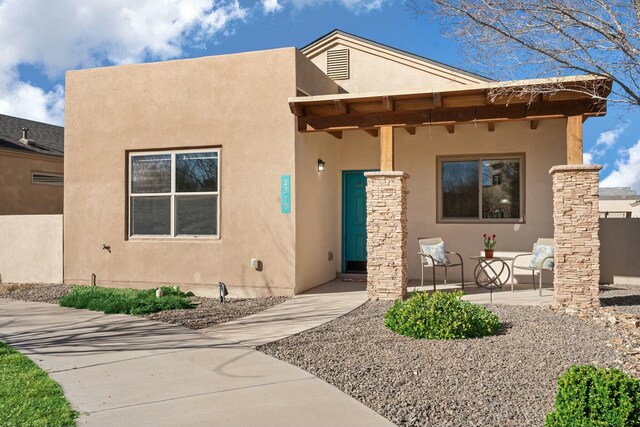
1, 0, 638, 189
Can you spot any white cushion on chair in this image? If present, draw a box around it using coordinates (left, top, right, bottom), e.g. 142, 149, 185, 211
528, 243, 554, 269
420, 241, 451, 265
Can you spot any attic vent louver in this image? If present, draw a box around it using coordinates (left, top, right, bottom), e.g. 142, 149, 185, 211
327, 49, 349, 80
32, 172, 63, 186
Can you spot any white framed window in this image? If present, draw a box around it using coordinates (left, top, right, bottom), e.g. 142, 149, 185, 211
437, 154, 524, 223
129, 148, 220, 238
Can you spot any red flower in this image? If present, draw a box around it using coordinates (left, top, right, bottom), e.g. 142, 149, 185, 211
492, 234, 496, 238
483, 233, 487, 237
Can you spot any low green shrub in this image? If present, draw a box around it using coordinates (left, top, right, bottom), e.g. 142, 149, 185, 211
545, 365, 640, 427
383, 291, 502, 339
59, 285, 195, 315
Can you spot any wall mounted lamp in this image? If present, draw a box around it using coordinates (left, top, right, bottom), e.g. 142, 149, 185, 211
317, 158, 326, 172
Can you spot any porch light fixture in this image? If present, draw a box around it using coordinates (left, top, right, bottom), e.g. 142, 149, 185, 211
317, 159, 326, 172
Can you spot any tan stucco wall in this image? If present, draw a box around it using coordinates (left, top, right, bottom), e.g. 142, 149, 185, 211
600, 218, 640, 285
64, 48, 299, 297
0, 150, 63, 215
0, 215, 63, 283
293, 119, 566, 285
307, 41, 480, 93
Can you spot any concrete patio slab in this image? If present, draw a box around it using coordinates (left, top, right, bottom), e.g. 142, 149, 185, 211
202, 280, 367, 347
0, 298, 394, 427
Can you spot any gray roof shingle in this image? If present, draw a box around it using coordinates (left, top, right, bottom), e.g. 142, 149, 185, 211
0, 113, 63, 157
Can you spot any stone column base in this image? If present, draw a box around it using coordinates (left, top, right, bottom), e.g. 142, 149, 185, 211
364, 171, 408, 300
550, 164, 602, 308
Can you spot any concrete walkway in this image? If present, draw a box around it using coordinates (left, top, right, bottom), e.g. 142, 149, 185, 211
203, 280, 367, 347
0, 298, 392, 427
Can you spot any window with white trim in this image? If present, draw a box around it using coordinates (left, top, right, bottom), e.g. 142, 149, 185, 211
129, 149, 219, 237
438, 155, 523, 222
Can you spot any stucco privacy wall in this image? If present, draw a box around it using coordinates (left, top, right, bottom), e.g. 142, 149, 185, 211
0, 215, 63, 283
64, 48, 298, 297
0, 150, 63, 215
600, 218, 640, 285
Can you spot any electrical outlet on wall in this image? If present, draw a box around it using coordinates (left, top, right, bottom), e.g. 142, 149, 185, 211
328, 251, 334, 261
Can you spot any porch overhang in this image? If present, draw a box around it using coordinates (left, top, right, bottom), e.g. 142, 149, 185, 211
289, 75, 612, 135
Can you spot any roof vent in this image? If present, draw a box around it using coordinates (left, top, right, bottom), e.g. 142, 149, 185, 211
327, 49, 349, 80
20, 127, 35, 146
32, 172, 63, 185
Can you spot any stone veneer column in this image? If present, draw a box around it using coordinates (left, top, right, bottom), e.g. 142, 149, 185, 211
550, 164, 602, 308
364, 171, 409, 300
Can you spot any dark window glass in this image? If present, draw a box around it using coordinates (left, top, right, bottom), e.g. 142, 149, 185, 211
131, 155, 171, 193
482, 159, 520, 219
176, 195, 217, 235
131, 196, 171, 235
442, 161, 479, 218
176, 152, 218, 192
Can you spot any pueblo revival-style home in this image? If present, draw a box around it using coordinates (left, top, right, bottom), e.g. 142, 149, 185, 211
64, 30, 610, 304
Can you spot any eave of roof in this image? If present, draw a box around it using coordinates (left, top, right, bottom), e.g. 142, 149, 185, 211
301, 29, 492, 84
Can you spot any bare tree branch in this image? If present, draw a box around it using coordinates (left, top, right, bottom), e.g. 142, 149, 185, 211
405, 0, 640, 107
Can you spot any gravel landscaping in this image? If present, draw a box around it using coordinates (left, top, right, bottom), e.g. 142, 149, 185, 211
600, 283, 640, 316
0, 283, 288, 329
260, 301, 622, 427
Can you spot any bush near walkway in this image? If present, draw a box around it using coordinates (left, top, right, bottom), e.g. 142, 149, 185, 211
546, 365, 640, 427
59, 285, 195, 315
384, 291, 502, 339
0, 342, 77, 427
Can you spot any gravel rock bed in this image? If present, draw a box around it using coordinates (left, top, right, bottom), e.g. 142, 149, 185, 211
145, 296, 289, 329
259, 301, 620, 427
0, 283, 71, 304
0, 283, 288, 329
600, 283, 640, 316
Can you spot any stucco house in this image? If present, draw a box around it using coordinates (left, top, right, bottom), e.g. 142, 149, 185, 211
64, 30, 610, 301
600, 187, 640, 218
0, 114, 64, 215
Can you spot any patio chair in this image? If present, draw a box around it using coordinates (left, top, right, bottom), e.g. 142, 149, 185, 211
510, 238, 554, 296
418, 237, 464, 291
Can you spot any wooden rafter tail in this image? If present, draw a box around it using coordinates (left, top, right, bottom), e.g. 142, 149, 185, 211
404, 126, 416, 135
445, 124, 455, 134
363, 128, 378, 137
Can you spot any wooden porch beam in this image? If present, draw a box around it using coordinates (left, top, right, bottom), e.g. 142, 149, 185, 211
334, 100, 349, 115
363, 129, 379, 137
445, 124, 455, 134
297, 99, 606, 133
289, 102, 304, 117
404, 126, 416, 135
433, 93, 442, 108
382, 96, 395, 112
566, 115, 583, 164
380, 126, 394, 171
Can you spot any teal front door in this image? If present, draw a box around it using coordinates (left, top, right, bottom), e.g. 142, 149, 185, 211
342, 171, 371, 273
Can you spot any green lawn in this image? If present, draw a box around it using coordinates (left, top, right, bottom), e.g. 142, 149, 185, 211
0, 342, 77, 427
59, 285, 195, 315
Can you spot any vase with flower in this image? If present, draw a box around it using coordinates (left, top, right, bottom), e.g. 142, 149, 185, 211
483, 233, 496, 258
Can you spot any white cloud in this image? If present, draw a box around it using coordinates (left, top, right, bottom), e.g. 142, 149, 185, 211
596, 126, 625, 148
262, 0, 283, 13
601, 139, 640, 191
584, 124, 627, 164
0, 0, 248, 124
280, 0, 386, 12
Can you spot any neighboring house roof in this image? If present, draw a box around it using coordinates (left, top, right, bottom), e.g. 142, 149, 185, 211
0, 113, 64, 157
301, 29, 492, 86
600, 187, 638, 200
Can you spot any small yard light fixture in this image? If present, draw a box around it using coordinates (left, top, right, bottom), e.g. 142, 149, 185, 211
219, 282, 229, 303
317, 158, 325, 172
